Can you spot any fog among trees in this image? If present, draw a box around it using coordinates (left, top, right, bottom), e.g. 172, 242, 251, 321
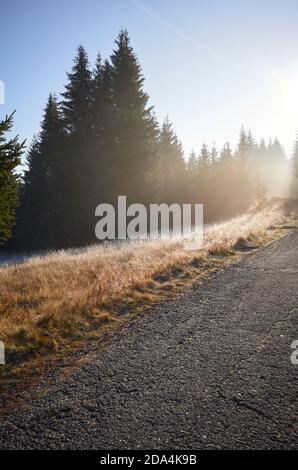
1, 31, 297, 251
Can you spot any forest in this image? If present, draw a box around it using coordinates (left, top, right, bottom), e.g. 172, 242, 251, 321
1, 30, 298, 251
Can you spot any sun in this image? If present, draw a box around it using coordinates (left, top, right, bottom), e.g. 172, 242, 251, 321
277, 73, 298, 114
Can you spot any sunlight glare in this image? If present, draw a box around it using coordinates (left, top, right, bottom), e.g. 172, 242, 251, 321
280, 74, 298, 114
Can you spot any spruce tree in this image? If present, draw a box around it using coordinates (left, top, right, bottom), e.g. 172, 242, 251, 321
198, 143, 210, 171
247, 130, 257, 149
269, 138, 286, 163
211, 143, 218, 165
0, 112, 24, 244
156, 117, 185, 203
39, 94, 66, 247
184, 150, 198, 204
17, 95, 65, 249
110, 30, 158, 204
62, 45, 93, 133
220, 141, 233, 161
61, 45, 94, 246
258, 138, 267, 155
212, 141, 238, 219
188, 149, 198, 172
196, 143, 211, 208
92, 54, 104, 137
235, 127, 255, 211
91, 58, 116, 203
237, 126, 248, 157
16, 137, 42, 249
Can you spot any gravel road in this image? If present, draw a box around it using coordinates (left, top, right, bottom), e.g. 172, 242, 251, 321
0, 230, 297, 449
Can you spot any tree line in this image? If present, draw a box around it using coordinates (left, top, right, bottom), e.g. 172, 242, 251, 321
0, 30, 297, 251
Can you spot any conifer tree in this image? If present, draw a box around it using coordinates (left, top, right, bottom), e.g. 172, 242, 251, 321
184, 149, 199, 204
16, 137, 42, 248
211, 141, 238, 219
237, 126, 248, 158
17, 95, 65, 249
188, 149, 197, 172
235, 127, 255, 211
268, 138, 286, 163
156, 117, 185, 203
39, 94, 66, 247
92, 54, 104, 137
258, 138, 267, 155
196, 143, 211, 206
220, 141, 233, 161
61, 46, 94, 246
247, 130, 257, 149
62, 45, 93, 133
0, 113, 24, 244
110, 30, 158, 204
91, 58, 116, 203
211, 143, 218, 165
198, 143, 210, 171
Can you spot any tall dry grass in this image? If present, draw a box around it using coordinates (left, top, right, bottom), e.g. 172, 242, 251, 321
0, 207, 287, 364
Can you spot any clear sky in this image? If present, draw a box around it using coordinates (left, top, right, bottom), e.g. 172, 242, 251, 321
1, 0, 298, 165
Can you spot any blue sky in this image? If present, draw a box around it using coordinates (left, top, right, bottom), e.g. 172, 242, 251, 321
1, 0, 298, 165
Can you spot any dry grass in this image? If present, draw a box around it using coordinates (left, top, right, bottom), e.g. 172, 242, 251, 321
0, 206, 289, 368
